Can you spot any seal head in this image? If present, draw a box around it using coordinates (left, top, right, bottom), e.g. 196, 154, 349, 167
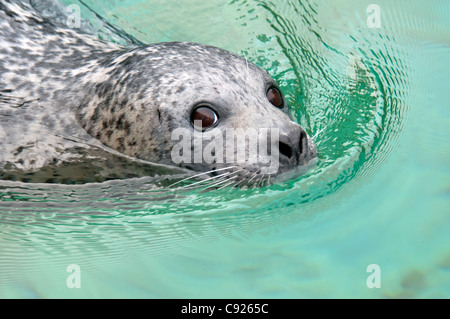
76, 42, 317, 183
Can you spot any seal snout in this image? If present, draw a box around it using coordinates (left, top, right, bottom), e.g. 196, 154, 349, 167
278, 126, 310, 165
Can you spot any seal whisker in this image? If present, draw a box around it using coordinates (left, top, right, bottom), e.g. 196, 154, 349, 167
312, 125, 327, 140
167, 166, 237, 188
255, 173, 266, 189
170, 166, 243, 191
171, 171, 234, 191
242, 51, 250, 80
204, 175, 239, 191
267, 174, 272, 187
246, 168, 262, 186
215, 178, 239, 191
198, 168, 244, 191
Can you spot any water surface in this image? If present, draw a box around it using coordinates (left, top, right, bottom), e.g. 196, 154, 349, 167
0, 0, 449, 298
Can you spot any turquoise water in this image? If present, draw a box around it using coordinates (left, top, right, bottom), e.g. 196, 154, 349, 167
0, 0, 449, 298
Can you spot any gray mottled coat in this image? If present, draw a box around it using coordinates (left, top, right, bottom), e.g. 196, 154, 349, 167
0, 0, 316, 183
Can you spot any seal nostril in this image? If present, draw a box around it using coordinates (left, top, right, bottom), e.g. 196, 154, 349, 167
279, 141, 293, 159
299, 131, 305, 155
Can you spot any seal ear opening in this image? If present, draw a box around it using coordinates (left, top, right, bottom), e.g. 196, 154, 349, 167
0, 89, 37, 108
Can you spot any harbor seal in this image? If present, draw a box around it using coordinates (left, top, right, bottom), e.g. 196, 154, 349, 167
0, 0, 317, 185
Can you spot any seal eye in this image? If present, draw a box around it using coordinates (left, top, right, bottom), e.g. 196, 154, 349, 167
191, 106, 218, 130
267, 87, 283, 108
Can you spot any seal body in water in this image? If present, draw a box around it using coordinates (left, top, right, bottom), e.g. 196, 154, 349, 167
0, 0, 317, 185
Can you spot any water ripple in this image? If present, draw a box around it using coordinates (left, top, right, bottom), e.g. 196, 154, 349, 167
0, 0, 417, 297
